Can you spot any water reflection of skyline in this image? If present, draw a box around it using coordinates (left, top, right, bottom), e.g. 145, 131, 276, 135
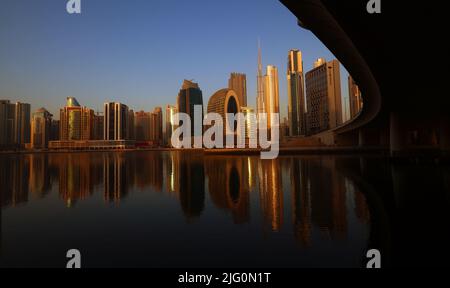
0, 152, 371, 246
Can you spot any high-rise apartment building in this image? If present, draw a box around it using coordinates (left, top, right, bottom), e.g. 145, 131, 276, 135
31, 108, 53, 149
150, 107, 163, 145
0, 100, 31, 148
305, 59, 343, 134
135, 110, 151, 142
240, 106, 257, 147
228, 73, 247, 107
287, 49, 306, 136
60, 97, 94, 141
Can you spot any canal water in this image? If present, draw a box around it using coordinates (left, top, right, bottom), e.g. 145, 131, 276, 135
0, 151, 449, 267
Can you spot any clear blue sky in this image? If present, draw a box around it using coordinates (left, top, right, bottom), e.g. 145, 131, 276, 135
0, 0, 349, 120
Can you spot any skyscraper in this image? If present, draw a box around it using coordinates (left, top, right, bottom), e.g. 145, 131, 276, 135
287, 49, 306, 136
104, 102, 129, 140
348, 75, 363, 119
150, 107, 163, 146
177, 80, 203, 140
60, 97, 94, 141
305, 59, 343, 134
1, 101, 31, 148
13, 102, 31, 147
228, 73, 247, 107
256, 41, 265, 116
31, 108, 53, 149
264, 65, 280, 130
165, 105, 178, 147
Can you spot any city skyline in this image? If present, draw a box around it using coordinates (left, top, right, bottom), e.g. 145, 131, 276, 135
0, 0, 350, 122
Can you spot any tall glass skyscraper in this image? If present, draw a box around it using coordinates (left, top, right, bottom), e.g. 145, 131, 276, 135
177, 80, 203, 140
287, 49, 306, 136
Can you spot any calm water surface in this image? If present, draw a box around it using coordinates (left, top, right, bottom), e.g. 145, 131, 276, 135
0, 151, 449, 267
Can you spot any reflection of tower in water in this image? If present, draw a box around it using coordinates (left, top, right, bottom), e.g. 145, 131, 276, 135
29, 154, 51, 198
291, 158, 312, 246
258, 159, 283, 232
165, 152, 180, 197
133, 152, 163, 192
0, 156, 29, 208
103, 153, 129, 205
206, 157, 251, 224
309, 158, 347, 240
58, 154, 102, 207
177, 153, 205, 220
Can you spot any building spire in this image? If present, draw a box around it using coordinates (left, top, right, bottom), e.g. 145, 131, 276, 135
256, 38, 265, 115
257, 38, 262, 77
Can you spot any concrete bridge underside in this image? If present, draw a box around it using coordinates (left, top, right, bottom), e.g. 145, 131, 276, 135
280, 0, 449, 157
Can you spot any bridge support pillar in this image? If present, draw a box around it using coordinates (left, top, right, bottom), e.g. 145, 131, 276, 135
390, 112, 407, 157
440, 115, 450, 155
358, 128, 368, 147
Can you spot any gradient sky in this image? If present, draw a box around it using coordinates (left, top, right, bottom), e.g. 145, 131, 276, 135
0, 0, 349, 120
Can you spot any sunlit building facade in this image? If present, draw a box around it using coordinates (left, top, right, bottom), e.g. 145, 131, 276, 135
305, 59, 342, 134
348, 75, 363, 119
60, 97, 94, 141
207, 88, 240, 142
264, 65, 280, 130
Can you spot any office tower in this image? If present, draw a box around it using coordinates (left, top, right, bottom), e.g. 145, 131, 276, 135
177, 80, 203, 139
287, 49, 306, 136
256, 41, 265, 116
264, 65, 280, 130
13, 102, 31, 147
348, 75, 363, 119
207, 89, 240, 139
228, 73, 247, 107
104, 102, 129, 140
60, 97, 94, 141
150, 107, 163, 145
165, 105, 178, 147
128, 109, 135, 140
135, 110, 151, 141
31, 108, 53, 149
305, 59, 342, 134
